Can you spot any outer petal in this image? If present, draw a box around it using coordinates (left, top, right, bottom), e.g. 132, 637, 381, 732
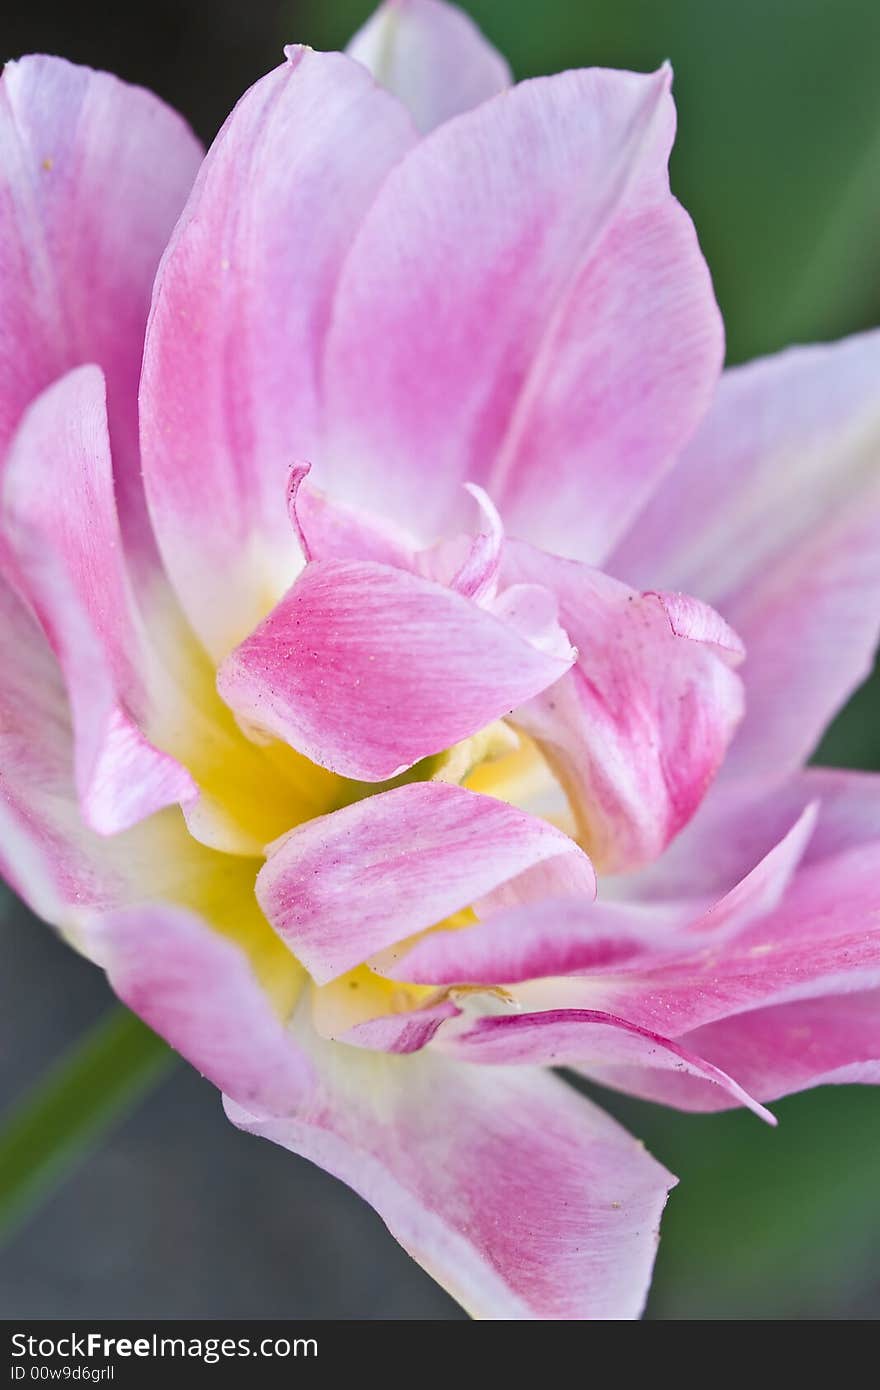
590, 991, 880, 1113
521, 842, 880, 1036
347, 0, 511, 133
256, 781, 594, 984
611, 333, 880, 785
0, 574, 274, 954
627, 766, 880, 902
217, 557, 574, 782
85, 904, 310, 1115
505, 543, 744, 872
140, 47, 418, 658
0, 54, 202, 562
438, 1009, 774, 1123
1, 367, 194, 833
321, 64, 722, 558
225, 1019, 675, 1320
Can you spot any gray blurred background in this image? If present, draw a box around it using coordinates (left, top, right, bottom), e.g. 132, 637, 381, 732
2, 0, 879, 1320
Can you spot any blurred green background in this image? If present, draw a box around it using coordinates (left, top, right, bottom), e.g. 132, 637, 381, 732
1, 0, 879, 1320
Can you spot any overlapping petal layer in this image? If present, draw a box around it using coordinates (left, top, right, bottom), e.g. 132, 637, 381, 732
226, 1019, 675, 1320
0, 54, 201, 563
217, 557, 573, 781
140, 47, 418, 657
612, 332, 880, 787
347, 0, 511, 132
320, 63, 723, 557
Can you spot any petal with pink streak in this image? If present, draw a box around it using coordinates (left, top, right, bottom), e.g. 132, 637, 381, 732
347, 0, 511, 133
0, 574, 269, 956
378, 897, 688, 986
87, 904, 311, 1115
385, 803, 816, 985
625, 766, 880, 902
1, 367, 195, 834
611, 332, 880, 787
438, 1008, 774, 1123
520, 841, 880, 1036
256, 781, 592, 984
225, 1017, 675, 1320
580, 991, 880, 1114
140, 47, 418, 659
0, 54, 201, 564
337, 1000, 461, 1053
504, 542, 744, 872
321, 64, 722, 559
217, 558, 573, 782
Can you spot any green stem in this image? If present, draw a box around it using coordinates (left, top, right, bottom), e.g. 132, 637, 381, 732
0, 1006, 175, 1243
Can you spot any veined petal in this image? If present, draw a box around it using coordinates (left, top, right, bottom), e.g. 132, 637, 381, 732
256, 781, 593, 984
217, 558, 574, 782
377, 897, 690, 986
86, 903, 311, 1115
140, 47, 418, 659
347, 0, 511, 133
225, 1019, 675, 1320
611, 332, 880, 785
438, 1009, 774, 1123
321, 63, 722, 557
0, 54, 201, 565
505, 542, 744, 872
626, 766, 880, 902
520, 841, 880, 1036
588, 991, 880, 1113
1, 367, 194, 834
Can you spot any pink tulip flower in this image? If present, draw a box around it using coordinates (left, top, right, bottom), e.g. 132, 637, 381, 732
2, 0, 879, 1320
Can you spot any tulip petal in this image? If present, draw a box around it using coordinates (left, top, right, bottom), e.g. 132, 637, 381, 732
628, 766, 880, 902
225, 1020, 675, 1320
439, 1008, 775, 1123
380, 898, 686, 986
321, 64, 722, 559
590, 991, 880, 1113
611, 332, 880, 785
256, 781, 593, 984
1, 367, 195, 834
504, 543, 744, 872
347, 0, 510, 133
217, 558, 574, 782
0, 54, 201, 564
521, 841, 880, 1036
140, 47, 418, 658
86, 903, 311, 1115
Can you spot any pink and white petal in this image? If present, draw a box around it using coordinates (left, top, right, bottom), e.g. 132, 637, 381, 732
580, 992, 880, 1113
256, 781, 591, 984
611, 332, 880, 785
529, 841, 880, 1036
378, 897, 690, 986
321, 64, 721, 556
439, 1008, 774, 1123
334, 1000, 460, 1054
225, 1022, 675, 1320
346, 0, 510, 133
505, 543, 743, 873
1, 367, 194, 833
217, 558, 573, 782
141, 47, 418, 659
85, 904, 312, 1115
0, 574, 248, 945
683, 801, 818, 938
0, 54, 202, 564
289, 470, 416, 569
626, 766, 880, 902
